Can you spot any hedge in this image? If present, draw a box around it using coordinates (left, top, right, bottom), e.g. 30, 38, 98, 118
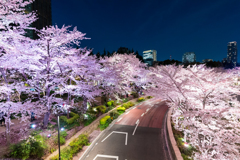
117, 107, 126, 112
107, 100, 115, 107
96, 105, 106, 113
51, 134, 89, 160
100, 115, 111, 125
137, 97, 145, 102
60, 112, 80, 124
122, 101, 135, 109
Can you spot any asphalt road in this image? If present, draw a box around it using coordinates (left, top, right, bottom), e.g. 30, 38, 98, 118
80, 98, 172, 160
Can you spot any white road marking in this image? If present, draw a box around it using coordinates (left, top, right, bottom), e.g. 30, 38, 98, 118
136, 119, 139, 124
132, 121, 139, 135
93, 154, 118, 160
117, 117, 123, 122
141, 113, 144, 117
126, 111, 130, 114
95, 143, 98, 145
101, 131, 128, 145
86, 155, 89, 157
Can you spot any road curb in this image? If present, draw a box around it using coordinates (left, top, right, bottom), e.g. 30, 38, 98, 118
167, 107, 183, 160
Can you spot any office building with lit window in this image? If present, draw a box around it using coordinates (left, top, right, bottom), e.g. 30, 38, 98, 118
227, 41, 237, 67
182, 52, 196, 64
143, 50, 157, 66
202, 59, 213, 63
25, 0, 52, 39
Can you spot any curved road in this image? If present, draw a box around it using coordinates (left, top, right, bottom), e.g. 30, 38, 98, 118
80, 98, 172, 160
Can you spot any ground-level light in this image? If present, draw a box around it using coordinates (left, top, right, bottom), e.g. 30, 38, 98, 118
31, 124, 36, 128
184, 142, 189, 147
83, 114, 88, 119
47, 134, 51, 138
61, 127, 64, 131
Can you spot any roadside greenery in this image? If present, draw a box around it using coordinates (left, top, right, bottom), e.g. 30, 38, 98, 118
171, 122, 197, 160
60, 112, 80, 125
10, 134, 47, 160
83, 113, 97, 126
51, 134, 89, 160
137, 97, 145, 102
54, 130, 68, 145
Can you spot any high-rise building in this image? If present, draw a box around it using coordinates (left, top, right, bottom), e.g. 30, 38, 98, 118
182, 52, 196, 64
24, 0, 52, 39
202, 59, 213, 63
222, 58, 227, 63
227, 41, 237, 67
143, 50, 157, 66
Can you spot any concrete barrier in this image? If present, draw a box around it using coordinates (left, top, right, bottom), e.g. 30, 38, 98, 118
167, 107, 183, 160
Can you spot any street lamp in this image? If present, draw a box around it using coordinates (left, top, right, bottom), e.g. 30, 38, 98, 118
57, 116, 61, 160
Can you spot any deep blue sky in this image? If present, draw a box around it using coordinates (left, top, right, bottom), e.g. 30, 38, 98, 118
52, 0, 240, 62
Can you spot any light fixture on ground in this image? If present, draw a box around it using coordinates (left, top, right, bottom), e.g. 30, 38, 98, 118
31, 124, 36, 128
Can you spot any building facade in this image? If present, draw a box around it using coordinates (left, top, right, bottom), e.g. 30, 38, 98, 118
143, 50, 157, 66
182, 52, 196, 64
227, 41, 237, 67
202, 59, 213, 63
222, 58, 227, 64
24, 0, 52, 39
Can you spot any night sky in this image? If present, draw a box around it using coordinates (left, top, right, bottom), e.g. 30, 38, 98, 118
52, 0, 240, 62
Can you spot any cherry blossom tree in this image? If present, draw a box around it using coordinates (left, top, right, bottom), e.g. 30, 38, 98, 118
101, 53, 148, 100
17, 24, 94, 128
146, 64, 240, 159
0, 0, 39, 145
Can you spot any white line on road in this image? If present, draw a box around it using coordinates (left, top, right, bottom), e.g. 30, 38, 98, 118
141, 113, 144, 117
93, 154, 119, 160
136, 119, 139, 124
126, 111, 130, 114
101, 131, 128, 145
132, 121, 139, 135
117, 117, 123, 122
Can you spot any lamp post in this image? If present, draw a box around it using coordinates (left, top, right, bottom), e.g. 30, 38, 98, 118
57, 115, 61, 160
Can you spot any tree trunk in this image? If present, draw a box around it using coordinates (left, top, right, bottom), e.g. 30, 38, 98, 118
82, 96, 88, 114
43, 111, 50, 129
5, 114, 11, 145
67, 109, 70, 119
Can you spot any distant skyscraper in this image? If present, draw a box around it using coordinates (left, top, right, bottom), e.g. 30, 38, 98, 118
170, 55, 172, 61
24, 0, 52, 39
182, 52, 196, 64
227, 41, 237, 67
143, 50, 157, 66
222, 58, 227, 63
202, 59, 213, 63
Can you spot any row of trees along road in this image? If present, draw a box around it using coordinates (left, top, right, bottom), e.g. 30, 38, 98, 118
1, 1, 240, 159
0, 0, 149, 145
145, 65, 240, 159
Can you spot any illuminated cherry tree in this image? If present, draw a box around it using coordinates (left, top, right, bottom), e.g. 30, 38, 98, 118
146, 64, 240, 159
101, 53, 148, 100
0, 0, 39, 144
